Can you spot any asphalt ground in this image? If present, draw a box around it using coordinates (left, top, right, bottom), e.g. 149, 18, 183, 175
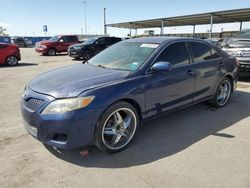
0, 48, 250, 188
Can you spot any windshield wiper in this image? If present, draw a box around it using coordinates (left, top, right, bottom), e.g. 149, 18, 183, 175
97, 64, 106, 69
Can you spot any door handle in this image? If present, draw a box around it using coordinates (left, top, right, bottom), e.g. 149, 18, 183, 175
219, 62, 224, 66
187, 70, 194, 76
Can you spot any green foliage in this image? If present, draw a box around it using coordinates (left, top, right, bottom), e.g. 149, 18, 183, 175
0, 26, 7, 36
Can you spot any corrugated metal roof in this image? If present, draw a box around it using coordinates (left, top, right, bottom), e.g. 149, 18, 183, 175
106, 8, 250, 29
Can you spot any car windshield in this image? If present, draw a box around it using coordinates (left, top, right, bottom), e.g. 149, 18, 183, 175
49, 36, 60, 42
82, 37, 98, 45
234, 30, 250, 39
88, 41, 159, 71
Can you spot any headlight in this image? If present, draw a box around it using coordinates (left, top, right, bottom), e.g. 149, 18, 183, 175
74, 46, 82, 50
41, 96, 95, 114
40, 45, 47, 49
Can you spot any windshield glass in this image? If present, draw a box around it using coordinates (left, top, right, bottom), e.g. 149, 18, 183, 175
49, 36, 60, 42
234, 30, 250, 39
82, 37, 98, 45
88, 42, 159, 71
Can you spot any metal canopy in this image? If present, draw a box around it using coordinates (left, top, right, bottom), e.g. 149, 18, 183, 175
106, 8, 250, 29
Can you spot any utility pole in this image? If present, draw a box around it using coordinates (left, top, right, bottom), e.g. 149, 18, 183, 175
104, 8, 107, 36
83, 1, 87, 35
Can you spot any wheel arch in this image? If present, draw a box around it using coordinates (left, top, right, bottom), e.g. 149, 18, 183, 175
225, 74, 234, 92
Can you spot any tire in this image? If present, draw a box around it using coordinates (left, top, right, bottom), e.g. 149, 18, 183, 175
47, 48, 56, 56
6, 56, 18, 66
82, 50, 93, 61
94, 101, 139, 153
209, 77, 232, 108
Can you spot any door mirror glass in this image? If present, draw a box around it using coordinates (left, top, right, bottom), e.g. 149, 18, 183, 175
150, 61, 172, 72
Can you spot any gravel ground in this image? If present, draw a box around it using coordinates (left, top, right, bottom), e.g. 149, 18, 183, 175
0, 48, 250, 188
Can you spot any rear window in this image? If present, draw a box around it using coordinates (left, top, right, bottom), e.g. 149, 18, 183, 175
188, 42, 220, 63
62, 36, 78, 42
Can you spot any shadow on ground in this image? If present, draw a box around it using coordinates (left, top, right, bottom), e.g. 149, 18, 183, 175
238, 75, 250, 83
0, 62, 38, 68
45, 90, 250, 168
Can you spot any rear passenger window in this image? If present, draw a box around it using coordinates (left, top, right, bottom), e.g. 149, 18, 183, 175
62, 36, 78, 42
156, 42, 189, 66
189, 42, 220, 63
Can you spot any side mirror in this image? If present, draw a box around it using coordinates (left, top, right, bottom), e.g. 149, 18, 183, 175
150, 61, 172, 72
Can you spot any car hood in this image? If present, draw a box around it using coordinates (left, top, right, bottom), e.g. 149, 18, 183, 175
69, 43, 89, 48
28, 64, 129, 98
227, 38, 250, 48
36, 40, 56, 45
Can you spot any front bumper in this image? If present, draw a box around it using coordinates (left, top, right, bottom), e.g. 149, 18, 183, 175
223, 48, 250, 73
21, 88, 101, 149
68, 48, 81, 58
35, 48, 47, 55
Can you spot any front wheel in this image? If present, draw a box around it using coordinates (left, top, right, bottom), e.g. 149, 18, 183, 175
95, 102, 139, 153
209, 78, 232, 107
82, 50, 93, 61
47, 48, 56, 56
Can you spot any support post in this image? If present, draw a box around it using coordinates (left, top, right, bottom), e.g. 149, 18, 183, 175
209, 14, 213, 38
239, 22, 243, 31
104, 8, 107, 36
161, 20, 164, 36
135, 28, 137, 37
129, 23, 132, 38
193, 25, 196, 38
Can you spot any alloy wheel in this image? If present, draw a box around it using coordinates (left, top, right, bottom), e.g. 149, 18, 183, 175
216, 79, 231, 106
101, 108, 137, 150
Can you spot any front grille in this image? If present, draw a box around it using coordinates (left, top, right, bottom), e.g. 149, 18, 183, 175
25, 98, 45, 111
239, 63, 250, 72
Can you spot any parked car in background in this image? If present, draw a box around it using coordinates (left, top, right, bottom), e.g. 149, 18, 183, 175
11, 36, 27, 47
0, 43, 21, 66
204, 38, 223, 48
35, 35, 79, 56
222, 29, 250, 74
21, 37, 238, 153
68, 36, 121, 60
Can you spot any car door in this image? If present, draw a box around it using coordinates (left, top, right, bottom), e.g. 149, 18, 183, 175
0, 44, 8, 64
187, 41, 223, 101
61, 36, 72, 52
145, 41, 196, 117
94, 37, 108, 55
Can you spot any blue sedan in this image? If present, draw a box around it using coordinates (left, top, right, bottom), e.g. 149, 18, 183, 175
21, 37, 238, 153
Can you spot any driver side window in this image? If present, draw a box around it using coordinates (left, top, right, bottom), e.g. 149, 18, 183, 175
59, 38, 64, 42
156, 42, 189, 67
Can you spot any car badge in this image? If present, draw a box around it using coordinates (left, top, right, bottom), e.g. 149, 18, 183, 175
236, 51, 244, 57
23, 91, 29, 100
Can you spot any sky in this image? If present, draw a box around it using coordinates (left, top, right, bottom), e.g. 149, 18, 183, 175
0, 0, 250, 37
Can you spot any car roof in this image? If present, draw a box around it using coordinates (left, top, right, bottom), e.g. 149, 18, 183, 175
0, 42, 11, 45
126, 37, 207, 44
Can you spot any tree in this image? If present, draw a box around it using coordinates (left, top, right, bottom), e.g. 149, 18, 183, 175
0, 26, 7, 36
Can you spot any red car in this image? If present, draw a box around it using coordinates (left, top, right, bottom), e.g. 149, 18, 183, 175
35, 35, 79, 56
0, 43, 21, 66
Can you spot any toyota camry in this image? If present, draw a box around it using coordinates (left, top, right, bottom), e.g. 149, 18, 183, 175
21, 37, 238, 153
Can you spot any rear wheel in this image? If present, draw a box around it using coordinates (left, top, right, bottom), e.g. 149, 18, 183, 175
95, 102, 139, 153
47, 48, 56, 56
6, 56, 18, 66
209, 78, 232, 107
